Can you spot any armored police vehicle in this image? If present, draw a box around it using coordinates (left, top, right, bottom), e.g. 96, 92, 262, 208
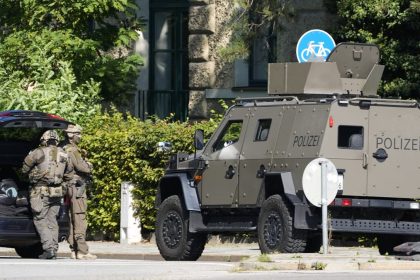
155, 43, 420, 260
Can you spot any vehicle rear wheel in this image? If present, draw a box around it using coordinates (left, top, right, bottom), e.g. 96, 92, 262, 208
15, 242, 43, 258
377, 234, 404, 255
258, 194, 307, 254
305, 234, 322, 253
156, 195, 207, 261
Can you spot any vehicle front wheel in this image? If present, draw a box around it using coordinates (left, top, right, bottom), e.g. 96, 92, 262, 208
15, 242, 43, 258
258, 194, 307, 254
155, 195, 207, 261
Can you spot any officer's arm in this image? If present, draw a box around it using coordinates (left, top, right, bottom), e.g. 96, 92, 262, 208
21, 149, 43, 174
68, 149, 91, 174
63, 157, 75, 183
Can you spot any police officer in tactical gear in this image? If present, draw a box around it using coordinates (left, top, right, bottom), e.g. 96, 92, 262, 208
62, 124, 97, 260
22, 130, 74, 259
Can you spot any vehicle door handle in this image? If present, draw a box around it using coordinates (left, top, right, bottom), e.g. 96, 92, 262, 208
373, 148, 388, 161
225, 165, 235, 179
363, 152, 368, 169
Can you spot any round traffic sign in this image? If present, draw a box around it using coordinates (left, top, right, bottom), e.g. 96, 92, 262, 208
296, 29, 336, 63
302, 158, 339, 207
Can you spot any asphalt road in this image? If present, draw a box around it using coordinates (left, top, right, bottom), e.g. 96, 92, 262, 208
0, 257, 419, 280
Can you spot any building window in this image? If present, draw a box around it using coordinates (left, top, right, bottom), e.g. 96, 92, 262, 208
249, 9, 277, 86
149, 0, 189, 121
338, 125, 364, 149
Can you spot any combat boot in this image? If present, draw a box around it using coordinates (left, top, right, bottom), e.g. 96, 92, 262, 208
38, 250, 56, 260
77, 252, 97, 260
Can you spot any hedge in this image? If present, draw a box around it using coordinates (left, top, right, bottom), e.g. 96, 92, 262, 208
81, 110, 222, 239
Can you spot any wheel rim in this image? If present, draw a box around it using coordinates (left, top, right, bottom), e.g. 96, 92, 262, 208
162, 210, 183, 249
263, 212, 282, 249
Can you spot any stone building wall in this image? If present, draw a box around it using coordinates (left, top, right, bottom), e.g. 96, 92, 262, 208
188, 0, 236, 119
277, 0, 337, 62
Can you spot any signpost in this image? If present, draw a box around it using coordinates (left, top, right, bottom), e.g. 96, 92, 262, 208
302, 158, 339, 254
296, 29, 336, 63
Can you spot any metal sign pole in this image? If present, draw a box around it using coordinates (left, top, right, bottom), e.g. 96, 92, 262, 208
321, 161, 328, 254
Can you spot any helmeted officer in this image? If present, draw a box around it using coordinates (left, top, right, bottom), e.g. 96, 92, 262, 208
22, 130, 74, 259
62, 124, 96, 260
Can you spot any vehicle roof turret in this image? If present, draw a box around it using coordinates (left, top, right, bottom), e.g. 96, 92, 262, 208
268, 43, 384, 97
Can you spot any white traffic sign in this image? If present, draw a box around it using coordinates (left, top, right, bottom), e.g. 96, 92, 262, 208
302, 157, 339, 207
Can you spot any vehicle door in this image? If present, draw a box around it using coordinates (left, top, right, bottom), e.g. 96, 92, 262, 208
238, 106, 279, 205
320, 102, 369, 197
200, 107, 249, 206
367, 104, 420, 198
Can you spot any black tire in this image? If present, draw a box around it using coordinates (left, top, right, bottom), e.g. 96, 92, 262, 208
15, 242, 43, 258
155, 195, 207, 261
305, 234, 322, 253
377, 234, 404, 255
258, 194, 307, 254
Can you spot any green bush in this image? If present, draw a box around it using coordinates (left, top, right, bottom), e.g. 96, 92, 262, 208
81, 110, 222, 239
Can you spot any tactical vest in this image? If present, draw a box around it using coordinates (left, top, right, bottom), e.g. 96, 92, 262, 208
37, 146, 68, 185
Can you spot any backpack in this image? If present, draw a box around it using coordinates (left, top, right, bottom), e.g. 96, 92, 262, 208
37, 146, 69, 185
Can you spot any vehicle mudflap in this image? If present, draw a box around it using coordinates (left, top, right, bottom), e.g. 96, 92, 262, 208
281, 172, 319, 230
189, 211, 205, 233
294, 203, 320, 230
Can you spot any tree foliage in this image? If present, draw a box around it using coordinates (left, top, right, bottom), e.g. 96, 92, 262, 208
220, 0, 295, 62
0, 0, 143, 104
0, 56, 100, 125
327, 0, 420, 99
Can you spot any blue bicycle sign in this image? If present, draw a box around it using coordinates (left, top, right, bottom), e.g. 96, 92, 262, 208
296, 29, 336, 63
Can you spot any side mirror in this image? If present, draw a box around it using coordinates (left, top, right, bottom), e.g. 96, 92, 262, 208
194, 129, 205, 150
157, 141, 172, 152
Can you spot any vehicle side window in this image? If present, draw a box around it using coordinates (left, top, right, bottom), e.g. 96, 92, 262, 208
212, 121, 243, 152
338, 125, 364, 149
255, 119, 271, 141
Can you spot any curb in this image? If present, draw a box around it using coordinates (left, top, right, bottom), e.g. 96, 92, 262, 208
2, 251, 248, 262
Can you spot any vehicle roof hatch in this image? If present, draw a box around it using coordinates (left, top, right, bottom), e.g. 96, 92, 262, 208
326, 43, 384, 96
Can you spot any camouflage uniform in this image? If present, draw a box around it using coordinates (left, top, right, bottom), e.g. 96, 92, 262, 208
62, 124, 96, 260
22, 130, 73, 260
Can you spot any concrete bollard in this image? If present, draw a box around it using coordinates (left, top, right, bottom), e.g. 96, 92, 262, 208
120, 182, 142, 244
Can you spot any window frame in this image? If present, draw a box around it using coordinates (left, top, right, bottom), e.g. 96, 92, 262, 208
212, 120, 243, 152
254, 119, 272, 142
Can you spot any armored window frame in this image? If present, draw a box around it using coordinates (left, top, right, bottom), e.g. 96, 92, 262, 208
254, 119, 272, 142
212, 120, 243, 152
338, 125, 364, 149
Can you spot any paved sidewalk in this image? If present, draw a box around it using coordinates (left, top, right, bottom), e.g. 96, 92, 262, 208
239, 246, 420, 271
